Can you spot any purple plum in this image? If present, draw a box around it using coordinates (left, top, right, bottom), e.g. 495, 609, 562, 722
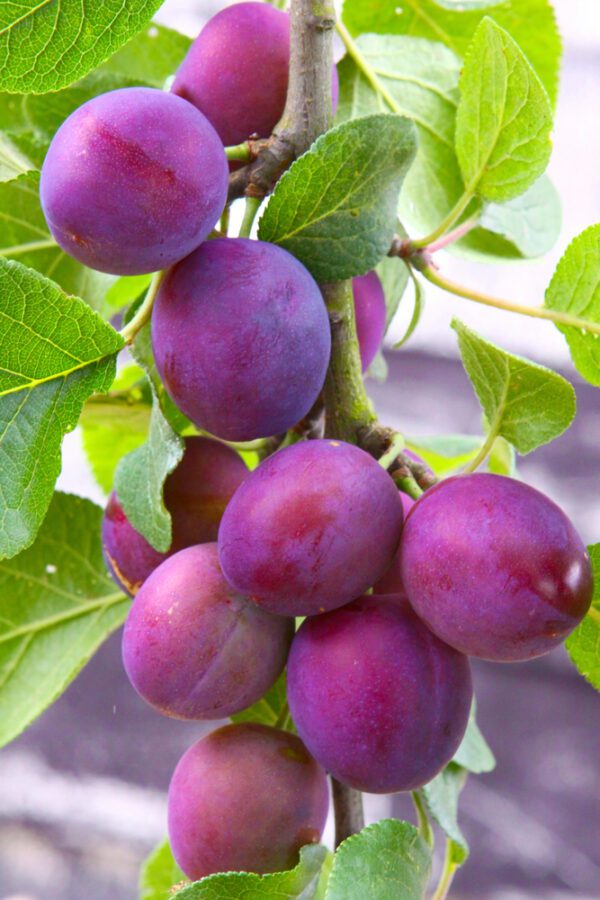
218, 439, 404, 616
400, 473, 594, 661
151, 238, 331, 441
122, 544, 293, 719
40, 87, 228, 274
168, 723, 329, 879
287, 594, 472, 793
352, 271, 387, 371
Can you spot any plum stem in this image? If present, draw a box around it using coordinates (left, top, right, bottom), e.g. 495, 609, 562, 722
431, 838, 458, 900
119, 270, 165, 344
412, 791, 434, 847
331, 779, 365, 847
224, 142, 253, 162
238, 196, 262, 238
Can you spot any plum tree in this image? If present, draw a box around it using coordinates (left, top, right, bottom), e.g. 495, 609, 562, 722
40, 87, 228, 274
287, 594, 472, 793
352, 271, 387, 372
102, 436, 247, 595
122, 544, 293, 719
167, 723, 329, 879
218, 439, 404, 616
151, 238, 331, 441
172, 2, 339, 147
400, 474, 594, 661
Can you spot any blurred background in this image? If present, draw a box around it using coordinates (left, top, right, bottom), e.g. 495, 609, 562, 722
1, 1, 599, 898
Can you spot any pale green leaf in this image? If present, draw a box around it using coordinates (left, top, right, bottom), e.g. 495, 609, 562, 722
566, 544, 600, 691
419, 765, 469, 863
0, 0, 164, 94
453, 705, 496, 774
0, 258, 123, 559
0, 131, 34, 182
100, 22, 191, 87
375, 225, 410, 329
477, 175, 561, 259
0, 492, 128, 748
324, 820, 431, 900
258, 115, 417, 281
231, 671, 293, 731
140, 839, 187, 900
406, 434, 481, 476
455, 18, 553, 203
452, 318, 576, 455
545, 224, 600, 387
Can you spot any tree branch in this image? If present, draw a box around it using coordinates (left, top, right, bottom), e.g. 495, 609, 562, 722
332, 779, 365, 847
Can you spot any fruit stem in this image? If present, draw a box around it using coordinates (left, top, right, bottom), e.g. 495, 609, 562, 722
219, 205, 230, 235
224, 142, 253, 162
431, 839, 458, 900
412, 791, 434, 847
377, 433, 406, 470
238, 196, 262, 238
119, 270, 165, 344
425, 213, 481, 253
420, 264, 600, 335
331, 779, 365, 847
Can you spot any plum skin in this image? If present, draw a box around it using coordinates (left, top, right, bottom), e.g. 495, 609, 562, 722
168, 723, 329, 879
218, 439, 404, 617
152, 238, 331, 442
353, 271, 387, 372
172, 2, 339, 147
400, 473, 594, 662
122, 544, 294, 720
287, 594, 472, 793
102, 436, 247, 596
40, 87, 228, 275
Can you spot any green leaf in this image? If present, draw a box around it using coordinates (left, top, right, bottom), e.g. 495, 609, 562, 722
105, 274, 153, 311
545, 224, 600, 387
419, 764, 469, 864
487, 435, 516, 475
172, 844, 333, 899
324, 820, 431, 900
258, 115, 417, 281
566, 544, 600, 691
0, 172, 115, 311
393, 269, 424, 349
0, 492, 128, 748
0, 258, 123, 559
453, 705, 496, 774
0, 132, 34, 182
476, 176, 561, 260
0, 0, 164, 94
406, 434, 482, 476
455, 18, 553, 203
140, 839, 187, 900
100, 22, 191, 87
452, 318, 576, 455
129, 321, 190, 433
376, 227, 410, 329
342, 0, 561, 109
231, 671, 292, 731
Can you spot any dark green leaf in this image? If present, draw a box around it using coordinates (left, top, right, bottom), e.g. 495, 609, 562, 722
566, 544, 600, 691
0, 492, 128, 748
0, 258, 123, 559
258, 115, 417, 281
140, 839, 187, 900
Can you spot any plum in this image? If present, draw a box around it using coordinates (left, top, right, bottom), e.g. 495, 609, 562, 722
40, 87, 228, 274
151, 238, 331, 441
172, 2, 339, 147
400, 473, 594, 661
218, 439, 404, 616
168, 723, 329, 879
287, 594, 472, 793
122, 544, 293, 719
352, 271, 387, 371
102, 436, 247, 596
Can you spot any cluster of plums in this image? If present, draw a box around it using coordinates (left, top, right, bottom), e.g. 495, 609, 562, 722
37, 0, 594, 884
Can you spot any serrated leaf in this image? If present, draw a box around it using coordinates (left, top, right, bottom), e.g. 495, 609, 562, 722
140, 839, 187, 900
0, 0, 164, 94
0, 492, 128, 748
419, 764, 469, 864
258, 115, 417, 281
545, 224, 600, 387
0, 259, 123, 559
324, 820, 431, 900
456, 18, 553, 203
0, 132, 34, 182
342, 0, 561, 109
0, 172, 114, 311
566, 544, 600, 691
453, 705, 496, 774
231, 671, 293, 731
452, 318, 575, 455
172, 844, 333, 899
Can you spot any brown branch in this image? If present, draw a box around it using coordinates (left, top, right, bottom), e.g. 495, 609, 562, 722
332, 779, 365, 847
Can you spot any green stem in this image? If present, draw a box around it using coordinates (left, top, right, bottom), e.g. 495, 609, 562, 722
219, 205, 230, 235
431, 839, 458, 900
119, 270, 165, 344
1, 238, 57, 256
377, 433, 406, 470
394, 474, 424, 500
412, 792, 434, 847
411, 191, 475, 250
224, 142, 252, 162
463, 429, 498, 474
421, 264, 600, 337
426, 213, 480, 253
336, 19, 399, 113
239, 196, 262, 239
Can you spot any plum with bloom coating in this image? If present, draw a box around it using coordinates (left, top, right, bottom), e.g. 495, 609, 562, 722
152, 238, 331, 441
102, 437, 247, 596
122, 544, 293, 720
400, 473, 593, 661
218, 439, 404, 616
287, 594, 472, 793
168, 723, 329, 879
40, 88, 228, 274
